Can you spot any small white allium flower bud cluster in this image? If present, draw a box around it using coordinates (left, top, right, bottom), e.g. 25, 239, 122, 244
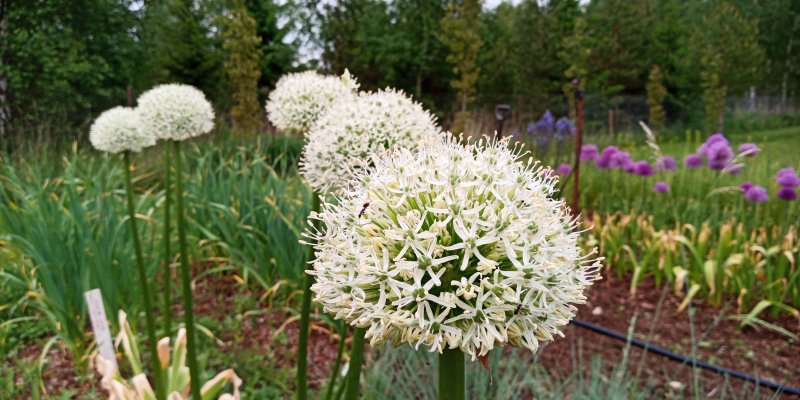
136, 84, 215, 141
266, 70, 359, 134
305, 136, 602, 359
299, 89, 442, 195
89, 107, 155, 153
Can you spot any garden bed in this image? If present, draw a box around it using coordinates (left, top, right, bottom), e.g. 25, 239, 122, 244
22, 268, 798, 399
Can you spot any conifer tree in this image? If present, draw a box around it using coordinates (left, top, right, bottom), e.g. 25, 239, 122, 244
646, 64, 667, 128
222, 0, 263, 133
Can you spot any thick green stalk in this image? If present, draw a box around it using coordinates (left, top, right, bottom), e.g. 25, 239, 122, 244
343, 328, 366, 400
438, 348, 465, 400
324, 321, 347, 400
173, 140, 201, 399
297, 193, 321, 400
162, 143, 172, 338
123, 152, 164, 400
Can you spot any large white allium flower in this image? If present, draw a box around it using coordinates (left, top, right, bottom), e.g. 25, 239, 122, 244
89, 107, 155, 153
266, 70, 359, 134
305, 136, 601, 359
136, 84, 215, 141
299, 89, 442, 194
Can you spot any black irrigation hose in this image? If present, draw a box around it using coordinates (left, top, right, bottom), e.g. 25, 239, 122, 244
571, 318, 800, 397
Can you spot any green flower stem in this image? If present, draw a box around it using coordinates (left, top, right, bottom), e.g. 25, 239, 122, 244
123, 151, 164, 400
297, 192, 321, 400
343, 328, 366, 400
162, 142, 172, 338
173, 140, 201, 399
438, 347, 465, 400
324, 320, 346, 400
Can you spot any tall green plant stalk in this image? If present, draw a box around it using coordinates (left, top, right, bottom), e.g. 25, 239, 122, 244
438, 348, 465, 400
123, 151, 164, 400
343, 328, 366, 400
162, 143, 172, 338
324, 321, 346, 400
297, 193, 321, 400
173, 140, 201, 399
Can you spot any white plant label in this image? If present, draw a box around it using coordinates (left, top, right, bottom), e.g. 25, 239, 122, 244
84, 289, 117, 368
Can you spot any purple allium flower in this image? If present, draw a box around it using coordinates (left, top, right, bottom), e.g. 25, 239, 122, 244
656, 155, 677, 172
726, 165, 742, 175
556, 163, 572, 175
623, 160, 636, 173
511, 129, 520, 139
778, 186, 798, 201
737, 143, 759, 157
776, 168, 800, 188
609, 150, 632, 169
739, 181, 755, 192
684, 154, 703, 168
595, 146, 619, 169
706, 142, 734, 170
580, 144, 599, 161
634, 160, 654, 176
698, 133, 729, 158
653, 181, 670, 193
744, 185, 769, 203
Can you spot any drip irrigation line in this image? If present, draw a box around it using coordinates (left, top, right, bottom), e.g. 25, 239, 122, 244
571, 318, 800, 397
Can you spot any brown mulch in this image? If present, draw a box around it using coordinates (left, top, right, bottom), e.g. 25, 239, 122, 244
20, 268, 800, 399
538, 273, 800, 398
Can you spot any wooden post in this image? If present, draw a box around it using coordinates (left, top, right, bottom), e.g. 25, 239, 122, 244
572, 81, 584, 214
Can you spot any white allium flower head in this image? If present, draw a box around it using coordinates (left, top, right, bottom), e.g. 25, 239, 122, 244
89, 106, 155, 153
266, 69, 359, 134
305, 136, 602, 359
299, 88, 442, 195
136, 84, 215, 141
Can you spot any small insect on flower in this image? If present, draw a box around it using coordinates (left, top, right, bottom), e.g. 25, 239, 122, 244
304, 135, 602, 360
358, 202, 370, 218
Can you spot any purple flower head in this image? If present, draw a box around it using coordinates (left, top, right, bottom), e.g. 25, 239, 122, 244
744, 185, 769, 203
739, 181, 755, 192
778, 186, 798, 201
698, 133, 729, 158
737, 143, 759, 157
706, 142, 734, 170
653, 181, 670, 193
580, 144, 599, 161
556, 163, 572, 175
595, 146, 619, 169
776, 168, 800, 188
529, 111, 555, 134
684, 154, 703, 168
609, 150, 632, 169
623, 160, 637, 173
656, 155, 677, 172
634, 160, 654, 176
555, 117, 576, 142
726, 165, 742, 175
777, 168, 796, 179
